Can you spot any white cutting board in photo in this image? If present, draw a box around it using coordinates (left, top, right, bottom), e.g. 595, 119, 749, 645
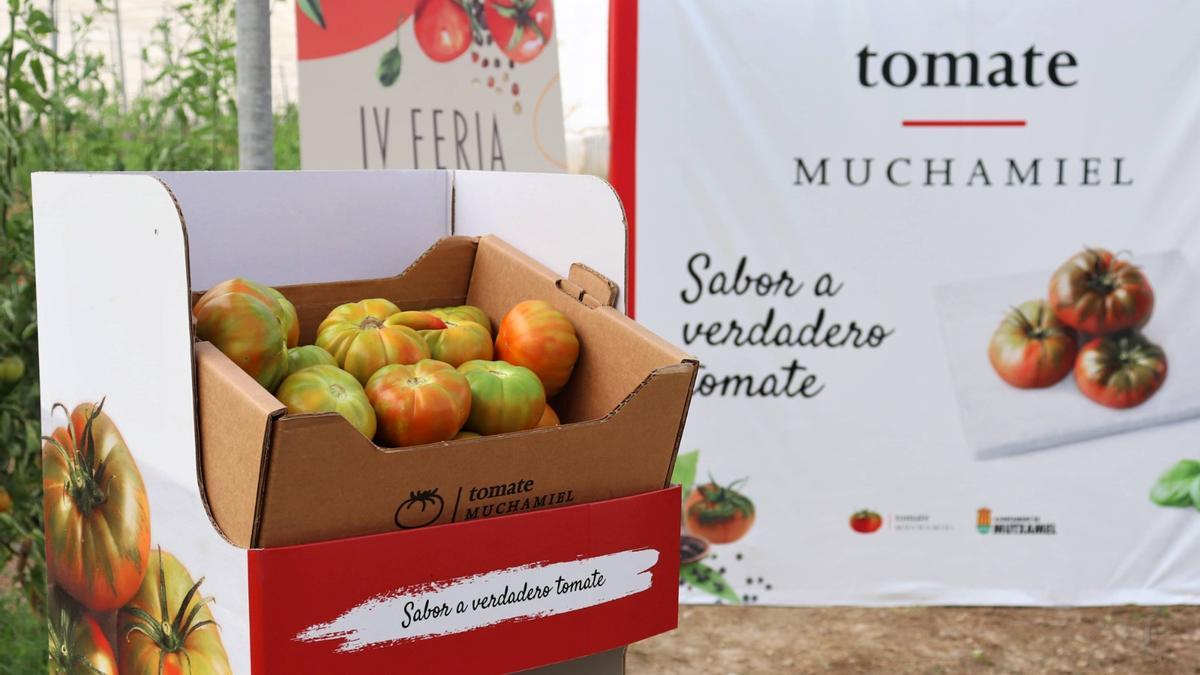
934, 250, 1200, 460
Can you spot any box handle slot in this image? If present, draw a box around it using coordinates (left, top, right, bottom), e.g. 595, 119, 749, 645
556, 263, 619, 308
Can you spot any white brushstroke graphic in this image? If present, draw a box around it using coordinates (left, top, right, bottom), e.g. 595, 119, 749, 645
295, 548, 660, 653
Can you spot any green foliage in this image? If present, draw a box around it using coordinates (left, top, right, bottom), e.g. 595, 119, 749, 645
0, 0, 300, 620
0, 588, 45, 675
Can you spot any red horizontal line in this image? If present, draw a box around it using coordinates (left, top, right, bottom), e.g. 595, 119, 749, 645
903, 120, 1027, 127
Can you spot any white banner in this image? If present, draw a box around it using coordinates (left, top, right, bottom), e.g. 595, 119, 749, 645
617, 1, 1200, 605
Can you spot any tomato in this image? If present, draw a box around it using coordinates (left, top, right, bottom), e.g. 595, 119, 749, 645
453, 430, 481, 439
118, 548, 232, 675
286, 345, 337, 377
394, 488, 445, 529
297, 1, 418, 60
430, 305, 492, 335
0, 353, 24, 396
48, 589, 119, 675
421, 318, 493, 367
267, 288, 300, 348
43, 400, 150, 612
277, 365, 378, 439
387, 310, 448, 332
988, 299, 1077, 389
849, 510, 883, 534
1049, 249, 1154, 334
458, 360, 545, 435
1075, 332, 1167, 409
684, 479, 755, 544
317, 299, 432, 385
414, 0, 472, 63
0, 485, 10, 514
495, 300, 579, 396
485, 0, 553, 64
536, 403, 559, 427
193, 278, 290, 391
366, 360, 472, 446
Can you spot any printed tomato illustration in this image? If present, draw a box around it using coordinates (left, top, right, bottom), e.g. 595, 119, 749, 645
276, 365, 378, 439
1075, 332, 1167, 409
685, 478, 755, 544
118, 549, 232, 675
286, 344, 337, 376
536, 403, 560, 427
193, 277, 291, 391
317, 298, 431, 385
296, 0, 419, 60
849, 510, 883, 534
387, 310, 449, 332
421, 317, 494, 367
459, 359, 546, 435
988, 299, 1077, 389
43, 400, 150, 612
414, 0, 473, 62
394, 488, 445, 529
48, 589, 119, 675
366, 359, 472, 446
1049, 248, 1154, 334
485, 0, 553, 63
495, 300, 579, 396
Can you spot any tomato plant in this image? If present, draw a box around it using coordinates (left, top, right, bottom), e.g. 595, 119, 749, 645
1075, 332, 1167, 409
285, 345, 337, 376
193, 278, 291, 391
276, 365, 378, 439
317, 299, 431, 385
394, 488, 445, 529
47, 589, 118, 675
988, 299, 1077, 389
458, 359, 545, 435
118, 548, 232, 675
849, 510, 883, 534
485, 0, 553, 63
366, 360, 472, 446
685, 478, 755, 544
421, 318, 493, 367
1049, 249, 1154, 334
495, 300, 579, 396
43, 400, 150, 612
414, 0, 473, 62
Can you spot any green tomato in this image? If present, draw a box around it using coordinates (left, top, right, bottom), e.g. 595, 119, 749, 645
286, 345, 336, 377
276, 365, 377, 439
457, 360, 545, 435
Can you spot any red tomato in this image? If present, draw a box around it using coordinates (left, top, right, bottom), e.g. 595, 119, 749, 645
297, 1, 419, 60
43, 400, 150, 612
684, 479, 755, 544
849, 510, 883, 534
1049, 248, 1154, 334
495, 300, 579, 396
48, 589, 119, 675
366, 360, 472, 446
485, 0, 553, 63
193, 278, 291, 391
988, 299, 1078, 389
1075, 332, 1167, 409
414, 0, 473, 63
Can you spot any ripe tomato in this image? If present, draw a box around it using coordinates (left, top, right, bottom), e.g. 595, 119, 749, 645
485, 0, 553, 64
1075, 332, 1167, 409
276, 365, 378, 439
387, 310, 448, 332
1049, 249, 1154, 334
684, 479, 755, 544
430, 305, 492, 335
297, 1, 418, 60
317, 299, 431, 385
286, 345, 337, 376
414, 0, 472, 63
118, 549, 232, 675
988, 299, 1077, 389
48, 589, 119, 675
495, 300, 579, 396
536, 403, 559, 427
849, 510, 883, 534
193, 278, 291, 391
458, 359, 545, 435
421, 318, 494, 367
43, 400, 150, 612
366, 360, 472, 446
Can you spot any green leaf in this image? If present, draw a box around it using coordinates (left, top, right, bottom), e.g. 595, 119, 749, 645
1190, 475, 1200, 512
680, 562, 740, 603
377, 46, 401, 87
1150, 459, 1200, 507
671, 449, 699, 506
297, 0, 326, 29
30, 58, 47, 91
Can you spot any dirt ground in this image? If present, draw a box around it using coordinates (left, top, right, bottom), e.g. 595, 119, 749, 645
627, 605, 1200, 674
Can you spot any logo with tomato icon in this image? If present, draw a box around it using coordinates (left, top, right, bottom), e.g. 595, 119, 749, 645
394, 488, 446, 529
849, 509, 883, 534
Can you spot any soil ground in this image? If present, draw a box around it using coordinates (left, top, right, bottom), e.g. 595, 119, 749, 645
627, 605, 1200, 674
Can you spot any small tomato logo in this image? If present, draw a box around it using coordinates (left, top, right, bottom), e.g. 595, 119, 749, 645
849, 509, 883, 534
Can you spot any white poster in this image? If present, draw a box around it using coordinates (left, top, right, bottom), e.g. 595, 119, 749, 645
614, 1, 1200, 605
297, 0, 566, 172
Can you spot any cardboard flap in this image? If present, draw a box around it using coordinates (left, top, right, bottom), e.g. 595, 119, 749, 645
563, 263, 620, 309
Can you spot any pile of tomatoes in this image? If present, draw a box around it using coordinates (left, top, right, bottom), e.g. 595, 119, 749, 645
194, 278, 580, 447
988, 248, 1167, 409
43, 400, 231, 674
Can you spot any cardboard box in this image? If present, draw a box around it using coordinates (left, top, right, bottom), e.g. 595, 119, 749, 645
33, 171, 696, 673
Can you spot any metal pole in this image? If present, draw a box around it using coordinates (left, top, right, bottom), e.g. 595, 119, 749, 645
237, 0, 274, 169
112, 0, 128, 112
